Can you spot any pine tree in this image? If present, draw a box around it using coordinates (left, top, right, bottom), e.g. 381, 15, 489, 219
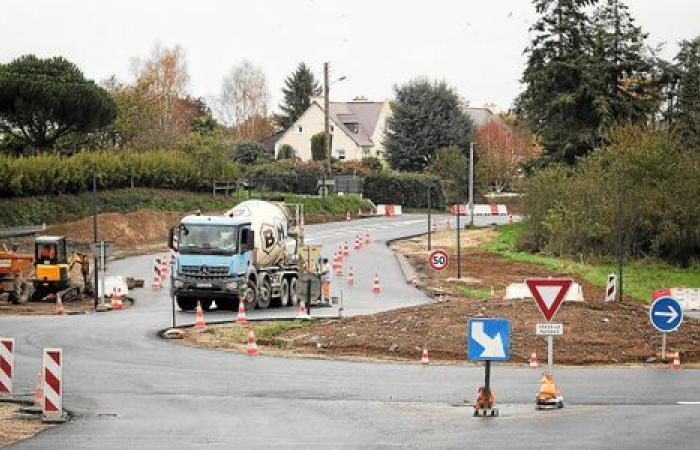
517, 0, 600, 164
277, 62, 320, 129
670, 37, 700, 148
589, 0, 657, 128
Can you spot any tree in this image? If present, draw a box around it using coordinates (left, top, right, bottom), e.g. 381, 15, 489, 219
427, 146, 469, 201
217, 60, 269, 138
310, 132, 329, 161
231, 141, 267, 165
277, 144, 296, 159
517, 0, 659, 164
277, 62, 320, 129
476, 119, 537, 192
516, 0, 600, 164
384, 79, 473, 172
669, 37, 700, 148
0, 55, 117, 152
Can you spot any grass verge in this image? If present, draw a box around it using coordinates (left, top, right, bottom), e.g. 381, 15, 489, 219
454, 286, 492, 299
484, 223, 700, 302
207, 321, 312, 346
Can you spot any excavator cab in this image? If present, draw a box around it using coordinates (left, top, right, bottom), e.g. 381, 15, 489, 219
33, 236, 70, 298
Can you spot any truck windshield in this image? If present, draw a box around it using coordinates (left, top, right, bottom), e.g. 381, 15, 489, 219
178, 224, 238, 255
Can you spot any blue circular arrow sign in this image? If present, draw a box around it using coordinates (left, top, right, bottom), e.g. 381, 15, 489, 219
649, 296, 683, 332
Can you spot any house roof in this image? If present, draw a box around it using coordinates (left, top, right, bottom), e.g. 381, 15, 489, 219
466, 107, 497, 128
327, 101, 385, 147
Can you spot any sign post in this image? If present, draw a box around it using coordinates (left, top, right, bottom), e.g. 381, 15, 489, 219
89, 241, 114, 312
649, 296, 683, 360
467, 318, 510, 417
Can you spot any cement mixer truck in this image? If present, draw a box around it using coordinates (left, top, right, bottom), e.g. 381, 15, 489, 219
168, 200, 305, 311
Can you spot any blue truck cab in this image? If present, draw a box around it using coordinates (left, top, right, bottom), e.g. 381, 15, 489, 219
169, 215, 254, 311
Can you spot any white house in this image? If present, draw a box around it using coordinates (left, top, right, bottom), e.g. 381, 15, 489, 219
274, 97, 392, 161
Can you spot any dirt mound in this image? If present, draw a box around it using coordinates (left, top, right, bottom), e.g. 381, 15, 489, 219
47, 210, 181, 247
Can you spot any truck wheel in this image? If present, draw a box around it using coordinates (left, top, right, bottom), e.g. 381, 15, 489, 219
279, 278, 290, 307
289, 277, 298, 306
257, 276, 272, 309
176, 296, 197, 311
244, 280, 257, 310
199, 299, 213, 311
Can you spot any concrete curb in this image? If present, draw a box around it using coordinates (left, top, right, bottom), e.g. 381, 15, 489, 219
157, 316, 339, 339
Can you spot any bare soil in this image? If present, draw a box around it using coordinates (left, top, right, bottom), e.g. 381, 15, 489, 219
0, 294, 133, 316
0, 403, 52, 448
271, 228, 700, 365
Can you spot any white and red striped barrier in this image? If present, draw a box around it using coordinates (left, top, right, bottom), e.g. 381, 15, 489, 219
375, 204, 403, 216
450, 204, 508, 217
605, 273, 617, 302
0, 338, 14, 398
43, 348, 62, 420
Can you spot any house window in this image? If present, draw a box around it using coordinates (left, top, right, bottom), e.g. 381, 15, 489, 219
331, 125, 334, 132
336, 149, 346, 161
297, 125, 303, 133
344, 122, 359, 133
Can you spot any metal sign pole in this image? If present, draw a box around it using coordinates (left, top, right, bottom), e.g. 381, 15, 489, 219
547, 335, 554, 372
98, 242, 107, 310
171, 295, 176, 328
427, 186, 432, 251
661, 333, 667, 360
484, 360, 492, 410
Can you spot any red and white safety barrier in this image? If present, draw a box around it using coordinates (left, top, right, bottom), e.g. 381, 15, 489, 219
43, 348, 62, 420
450, 204, 508, 216
605, 273, 617, 302
375, 204, 403, 216
0, 338, 14, 397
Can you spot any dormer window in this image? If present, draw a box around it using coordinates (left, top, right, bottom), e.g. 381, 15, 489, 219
297, 125, 303, 133
344, 122, 359, 133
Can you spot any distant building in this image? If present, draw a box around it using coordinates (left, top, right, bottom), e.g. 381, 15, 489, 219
274, 98, 392, 161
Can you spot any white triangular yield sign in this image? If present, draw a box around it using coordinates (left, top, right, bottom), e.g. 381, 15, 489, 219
526, 278, 573, 321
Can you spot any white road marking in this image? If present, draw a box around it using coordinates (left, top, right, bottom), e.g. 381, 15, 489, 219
677, 402, 700, 405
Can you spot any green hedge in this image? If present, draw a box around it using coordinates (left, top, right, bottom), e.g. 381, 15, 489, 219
0, 149, 240, 198
0, 189, 236, 227
243, 160, 324, 194
363, 172, 444, 208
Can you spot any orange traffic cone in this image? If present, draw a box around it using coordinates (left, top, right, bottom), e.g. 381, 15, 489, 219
160, 256, 169, 278
33, 369, 44, 408
346, 211, 351, 222
343, 241, 349, 256
421, 347, 430, 365
353, 237, 361, 250
670, 352, 681, 371
111, 287, 123, 310
246, 329, 259, 356
236, 297, 247, 324
364, 232, 370, 244
411, 275, 418, 288
194, 301, 206, 329
529, 351, 538, 368
55, 292, 64, 316
372, 273, 381, 294
347, 266, 355, 286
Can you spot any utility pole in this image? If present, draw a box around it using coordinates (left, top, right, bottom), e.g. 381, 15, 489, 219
456, 183, 462, 280
617, 186, 624, 302
427, 184, 432, 251
92, 175, 100, 309
324, 62, 331, 176
469, 142, 475, 227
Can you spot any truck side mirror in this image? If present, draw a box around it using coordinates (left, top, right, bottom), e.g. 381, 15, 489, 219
168, 227, 175, 250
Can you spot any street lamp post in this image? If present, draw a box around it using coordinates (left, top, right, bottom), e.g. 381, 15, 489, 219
323, 62, 347, 178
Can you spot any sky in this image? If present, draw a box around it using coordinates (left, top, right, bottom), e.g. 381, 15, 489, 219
1, 0, 699, 115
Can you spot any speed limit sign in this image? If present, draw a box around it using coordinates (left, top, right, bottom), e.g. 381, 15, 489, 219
428, 250, 449, 271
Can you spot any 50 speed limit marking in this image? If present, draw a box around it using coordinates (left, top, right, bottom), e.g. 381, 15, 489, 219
428, 250, 449, 271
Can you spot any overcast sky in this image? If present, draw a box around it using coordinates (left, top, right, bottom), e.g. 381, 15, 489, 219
2, 0, 698, 114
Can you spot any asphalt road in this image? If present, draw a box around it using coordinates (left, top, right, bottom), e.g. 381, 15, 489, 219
3, 214, 699, 449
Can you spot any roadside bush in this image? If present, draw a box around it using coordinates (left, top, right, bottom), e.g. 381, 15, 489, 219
231, 141, 268, 165
361, 156, 384, 174
520, 127, 700, 266
277, 144, 296, 159
243, 160, 324, 194
0, 149, 240, 198
363, 172, 444, 208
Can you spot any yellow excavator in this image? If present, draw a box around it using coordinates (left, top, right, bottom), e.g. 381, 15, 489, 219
33, 236, 90, 300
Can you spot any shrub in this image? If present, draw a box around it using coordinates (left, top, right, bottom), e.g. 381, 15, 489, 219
363, 172, 444, 208
243, 160, 324, 194
0, 149, 240, 198
361, 156, 384, 174
277, 144, 296, 159
520, 127, 700, 266
310, 132, 328, 161
231, 141, 268, 165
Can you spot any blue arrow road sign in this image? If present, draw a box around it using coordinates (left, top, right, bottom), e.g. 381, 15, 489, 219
467, 318, 510, 361
650, 296, 683, 332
